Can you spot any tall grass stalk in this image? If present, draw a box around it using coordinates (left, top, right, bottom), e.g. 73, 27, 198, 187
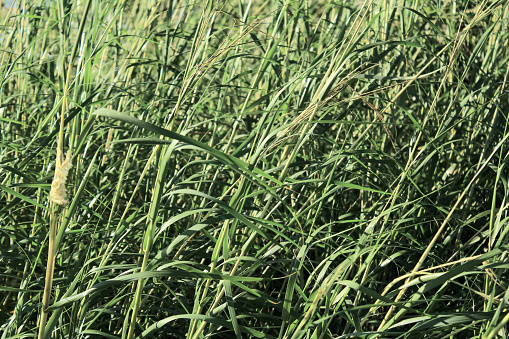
38, 1, 92, 338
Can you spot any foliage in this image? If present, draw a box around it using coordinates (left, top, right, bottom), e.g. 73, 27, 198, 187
1, 0, 508, 338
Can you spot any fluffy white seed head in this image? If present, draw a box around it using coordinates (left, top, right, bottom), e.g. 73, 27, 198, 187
49, 149, 72, 205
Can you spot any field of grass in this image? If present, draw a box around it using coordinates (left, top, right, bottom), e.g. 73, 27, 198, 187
1, 0, 509, 338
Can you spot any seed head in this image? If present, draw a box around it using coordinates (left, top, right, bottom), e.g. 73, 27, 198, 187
49, 149, 72, 205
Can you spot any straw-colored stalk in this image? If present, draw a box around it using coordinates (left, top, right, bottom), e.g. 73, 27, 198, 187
38, 149, 72, 339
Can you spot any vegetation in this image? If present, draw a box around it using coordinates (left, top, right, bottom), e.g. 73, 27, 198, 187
1, 0, 508, 338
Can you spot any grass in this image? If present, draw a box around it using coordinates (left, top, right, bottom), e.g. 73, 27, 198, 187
1, 0, 508, 338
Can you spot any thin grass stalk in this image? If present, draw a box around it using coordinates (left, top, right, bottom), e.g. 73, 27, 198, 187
37, 205, 58, 339
190, 230, 259, 339
126, 222, 156, 338
37, 1, 92, 337
188, 170, 254, 337
486, 309, 509, 339
126, 142, 174, 338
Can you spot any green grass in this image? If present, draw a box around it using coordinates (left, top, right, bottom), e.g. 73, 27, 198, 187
1, 0, 509, 338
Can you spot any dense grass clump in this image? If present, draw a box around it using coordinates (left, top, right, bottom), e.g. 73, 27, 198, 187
1, 0, 509, 338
